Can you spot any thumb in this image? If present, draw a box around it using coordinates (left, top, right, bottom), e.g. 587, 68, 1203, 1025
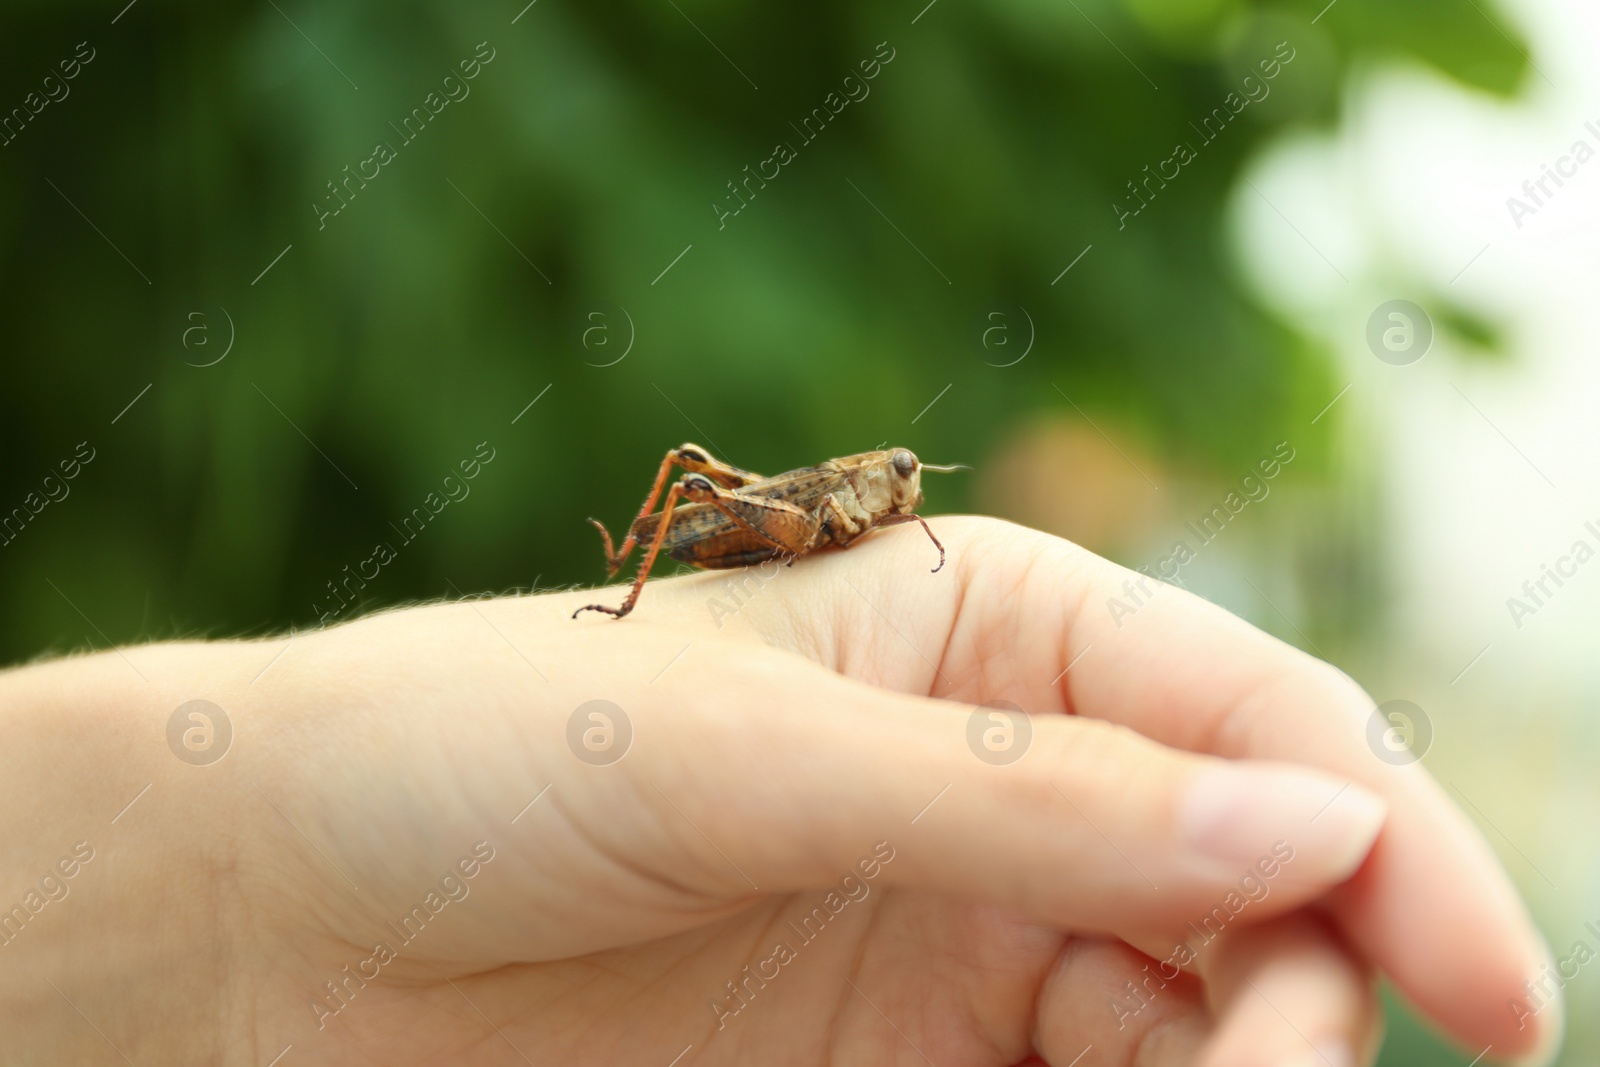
639, 656, 1387, 936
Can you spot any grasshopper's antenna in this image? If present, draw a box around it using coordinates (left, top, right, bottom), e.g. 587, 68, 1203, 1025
920, 462, 971, 473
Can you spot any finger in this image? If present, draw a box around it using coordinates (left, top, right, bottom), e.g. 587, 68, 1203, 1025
1034, 531, 1553, 1061
1190, 912, 1381, 1067
842, 516, 1555, 1063
600, 646, 1387, 943
266, 602, 1385, 966
1034, 937, 1210, 1067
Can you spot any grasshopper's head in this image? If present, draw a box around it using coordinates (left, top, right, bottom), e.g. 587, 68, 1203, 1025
852, 448, 968, 517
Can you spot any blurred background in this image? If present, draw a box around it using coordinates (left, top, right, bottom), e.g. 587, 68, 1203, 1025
1, 0, 1594, 1059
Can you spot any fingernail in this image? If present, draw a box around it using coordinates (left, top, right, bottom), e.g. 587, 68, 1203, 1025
1180, 764, 1386, 875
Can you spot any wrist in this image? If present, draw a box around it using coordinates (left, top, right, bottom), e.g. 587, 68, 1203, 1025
0, 641, 261, 1062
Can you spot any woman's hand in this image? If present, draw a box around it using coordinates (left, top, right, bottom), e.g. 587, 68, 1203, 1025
0, 516, 1558, 1066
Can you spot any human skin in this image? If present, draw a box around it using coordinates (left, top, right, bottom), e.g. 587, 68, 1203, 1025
0, 516, 1561, 1065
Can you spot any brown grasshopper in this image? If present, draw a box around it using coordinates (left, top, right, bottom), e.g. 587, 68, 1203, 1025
573, 444, 966, 619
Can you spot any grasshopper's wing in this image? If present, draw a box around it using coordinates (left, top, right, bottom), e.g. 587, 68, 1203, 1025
732, 465, 853, 509
626, 503, 768, 570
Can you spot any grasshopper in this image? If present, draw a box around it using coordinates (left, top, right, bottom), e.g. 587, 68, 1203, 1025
573, 444, 966, 619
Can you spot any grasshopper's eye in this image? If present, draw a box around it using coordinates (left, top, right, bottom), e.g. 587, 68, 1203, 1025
892, 450, 916, 478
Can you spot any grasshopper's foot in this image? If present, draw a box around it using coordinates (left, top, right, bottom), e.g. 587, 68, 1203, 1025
572, 602, 629, 620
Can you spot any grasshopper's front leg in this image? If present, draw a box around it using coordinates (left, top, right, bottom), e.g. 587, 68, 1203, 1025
874, 512, 947, 572
587, 443, 763, 577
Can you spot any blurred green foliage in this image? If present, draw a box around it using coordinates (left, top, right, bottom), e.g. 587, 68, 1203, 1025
0, 0, 1535, 1060
0, 0, 1526, 657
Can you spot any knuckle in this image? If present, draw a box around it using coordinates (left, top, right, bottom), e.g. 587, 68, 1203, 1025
1025, 715, 1179, 802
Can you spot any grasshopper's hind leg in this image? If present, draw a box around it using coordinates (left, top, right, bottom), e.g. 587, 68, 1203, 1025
692, 482, 820, 562
588, 444, 764, 577
673, 444, 762, 490
574, 472, 813, 619
586, 518, 621, 572
575, 480, 695, 619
